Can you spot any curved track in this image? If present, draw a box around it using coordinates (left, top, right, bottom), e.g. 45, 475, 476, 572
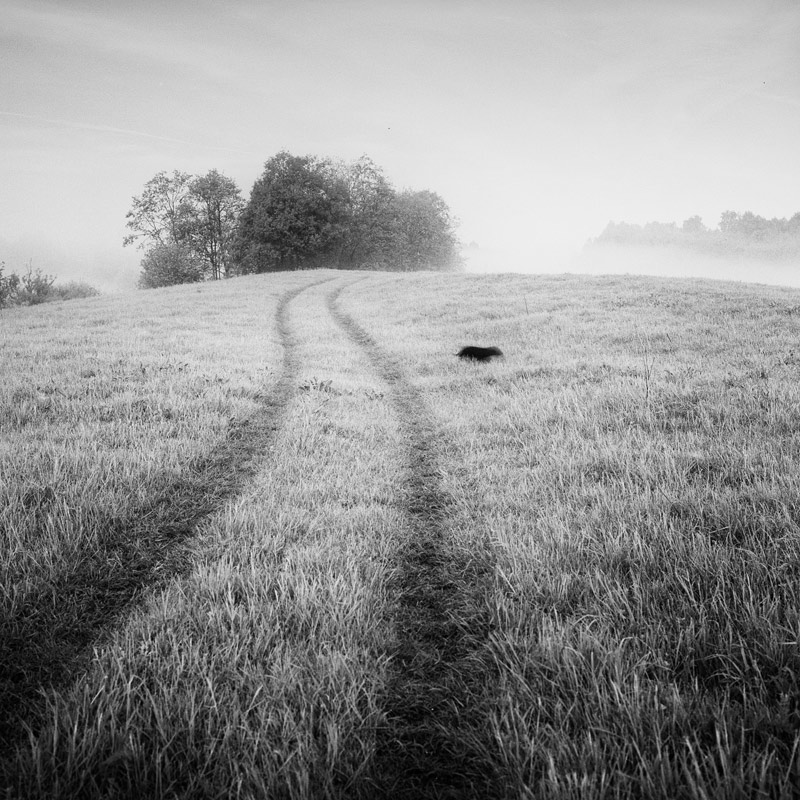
327, 282, 496, 799
0, 277, 325, 753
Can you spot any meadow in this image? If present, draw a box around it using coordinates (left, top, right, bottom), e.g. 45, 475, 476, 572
1, 268, 800, 798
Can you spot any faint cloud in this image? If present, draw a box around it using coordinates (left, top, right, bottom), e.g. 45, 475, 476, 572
2, 1, 239, 81
0, 111, 261, 156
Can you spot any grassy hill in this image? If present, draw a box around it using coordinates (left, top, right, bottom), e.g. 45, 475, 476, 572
2, 269, 800, 798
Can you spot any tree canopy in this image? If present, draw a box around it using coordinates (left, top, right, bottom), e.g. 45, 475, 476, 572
235, 151, 461, 273
384, 189, 460, 271
124, 170, 193, 250
184, 171, 244, 280
335, 155, 395, 267
125, 169, 244, 286
592, 210, 800, 261
234, 152, 349, 273
126, 153, 462, 287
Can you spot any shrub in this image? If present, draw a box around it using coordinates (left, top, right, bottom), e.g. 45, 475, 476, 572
15, 267, 56, 305
47, 281, 101, 302
0, 263, 20, 308
138, 243, 204, 289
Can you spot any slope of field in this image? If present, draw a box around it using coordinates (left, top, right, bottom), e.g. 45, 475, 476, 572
2, 269, 800, 798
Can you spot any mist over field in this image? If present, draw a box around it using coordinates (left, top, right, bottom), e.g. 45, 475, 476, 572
0, 235, 140, 293
3, 1, 798, 296
9, 234, 800, 299
571, 244, 800, 288
459, 240, 800, 289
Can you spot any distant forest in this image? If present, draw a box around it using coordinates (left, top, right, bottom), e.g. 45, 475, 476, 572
591, 211, 800, 261
125, 152, 462, 289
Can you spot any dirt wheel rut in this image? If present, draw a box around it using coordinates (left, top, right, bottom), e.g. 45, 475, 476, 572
0, 277, 323, 754
327, 283, 497, 799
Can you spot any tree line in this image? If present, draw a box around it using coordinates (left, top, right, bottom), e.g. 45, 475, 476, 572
125, 152, 462, 288
592, 211, 800, 261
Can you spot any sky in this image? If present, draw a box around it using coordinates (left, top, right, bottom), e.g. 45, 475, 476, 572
1, 0, 799, 290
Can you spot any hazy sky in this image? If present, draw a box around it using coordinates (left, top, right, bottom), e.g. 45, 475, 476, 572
1, 0, 799, 287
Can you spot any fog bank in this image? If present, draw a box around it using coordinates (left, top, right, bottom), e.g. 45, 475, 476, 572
0, 236, 140, 293
463, 243, 800, 290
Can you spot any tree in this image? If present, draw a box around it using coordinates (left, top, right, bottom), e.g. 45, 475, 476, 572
738, 211, 769, 240
719, 210, 741, 235
138, 243, 204, 289
184, 170, 244, 279
234, 152, 349, 272
681, 215, 706, 234
125, 169, 244, 283
124, 170, 193, 250
385, 189, 461, 271
334, 156, 395, 268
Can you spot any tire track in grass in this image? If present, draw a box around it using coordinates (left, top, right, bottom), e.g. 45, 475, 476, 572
327, 283, 497, 799
0, 276, 326, 754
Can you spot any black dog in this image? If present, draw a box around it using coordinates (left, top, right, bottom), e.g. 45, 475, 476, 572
457, 345, 503, 361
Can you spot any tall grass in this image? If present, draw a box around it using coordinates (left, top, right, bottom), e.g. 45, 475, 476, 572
1, 276, 308, 739
339, 271, 800, 797
3, 269, 800, 797
2, 275, 404, 797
